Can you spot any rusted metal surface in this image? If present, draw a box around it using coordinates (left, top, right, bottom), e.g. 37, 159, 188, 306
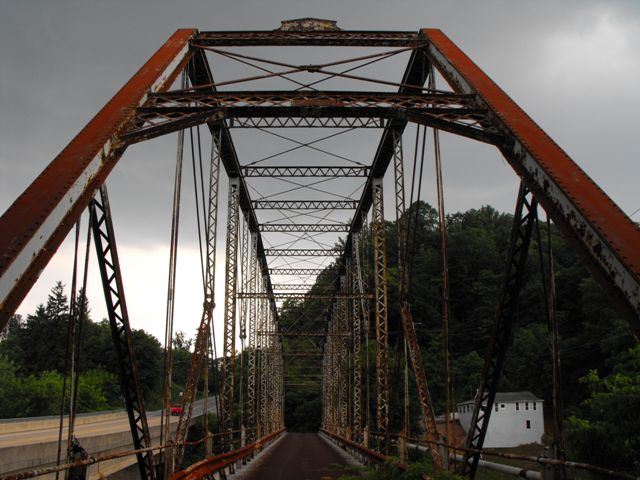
123, 91, 498, 145
277, 18, 341, 32
371, 178, 390, 453
194, 30, 420, 47
423, 28, 640, 332
0, 29, 196, 330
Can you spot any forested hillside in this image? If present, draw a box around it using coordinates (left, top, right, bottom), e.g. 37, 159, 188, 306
0, 283, 196, 417
279, 202, 639, 473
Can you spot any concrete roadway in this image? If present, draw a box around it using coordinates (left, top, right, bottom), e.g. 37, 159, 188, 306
0, 398, 219, 448
0, 398, 220, 478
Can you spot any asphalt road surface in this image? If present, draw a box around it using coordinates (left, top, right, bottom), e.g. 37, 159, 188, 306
235, 433, 359, 480
0, 398, 219, 448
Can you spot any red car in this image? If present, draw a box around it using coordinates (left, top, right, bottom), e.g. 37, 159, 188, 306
171, 404, 184, 416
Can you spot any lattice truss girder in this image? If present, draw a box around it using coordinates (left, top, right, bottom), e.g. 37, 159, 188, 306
123, 91, 501, 145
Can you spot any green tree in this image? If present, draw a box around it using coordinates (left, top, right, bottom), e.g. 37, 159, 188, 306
565, 346, 640, 474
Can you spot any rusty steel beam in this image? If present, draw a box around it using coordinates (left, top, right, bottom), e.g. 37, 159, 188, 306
194, 30, 420, 47
122, 91, 499, 145
422, 28, 640, 333
259, 223, 350, 233
0, 29, 196, 330
269, 268, 325, 275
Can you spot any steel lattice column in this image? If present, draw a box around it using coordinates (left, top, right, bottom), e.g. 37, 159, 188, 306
259, 277, 270, 436
247, 232, 258, 443
392, 130, 408, 289
461, 183, 538, 478
238, 216, 249, 444
371, 178, 390, 452
221, 178, 240, 448
351, 234, 363, 443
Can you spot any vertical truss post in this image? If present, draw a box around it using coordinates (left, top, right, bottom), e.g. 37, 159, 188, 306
221, 177, 240, 449
359, 213, 372, 448
268, 303, 277, 433
247, 232, 258, 443
371, 178, 390, 452
339, 276, 349, 438
330, 313, 339, 434
259, 277, 269, 436
351, 235, 363, 444
238, 217, 249, 445
276, 338, 284, 430
392, 130, 407, 290
461, 182, 538, 478
173, 131, 221, 468
89, 186, 156, 480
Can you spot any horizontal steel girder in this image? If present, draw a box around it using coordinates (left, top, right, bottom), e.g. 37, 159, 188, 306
253, 200, 358, 210
269, 268, 326, 275
238, 292, 371, 300
271, 284, 319, 291
228, 116, 385, 129
264, 248, 343, 257
244, 166, 368, 178
0, 29, 196, 329
260, 331, 351, 337
121, 91, 501, 145
260, 223, 350, 232
194, 30, 421, 47
423, 29, 640, 332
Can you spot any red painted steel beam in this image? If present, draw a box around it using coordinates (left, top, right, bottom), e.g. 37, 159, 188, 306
0, 29, 197, 330
422, 29, 640, 334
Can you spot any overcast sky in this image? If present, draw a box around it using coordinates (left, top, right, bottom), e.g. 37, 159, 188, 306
1, 0, 638, 346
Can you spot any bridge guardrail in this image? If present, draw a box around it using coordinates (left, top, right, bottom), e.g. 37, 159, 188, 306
170, 429, 285, 480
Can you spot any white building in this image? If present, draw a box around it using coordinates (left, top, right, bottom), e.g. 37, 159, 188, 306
457, 391, 544, 448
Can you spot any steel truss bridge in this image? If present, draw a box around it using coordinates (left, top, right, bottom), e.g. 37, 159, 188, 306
0, 19, 638, 480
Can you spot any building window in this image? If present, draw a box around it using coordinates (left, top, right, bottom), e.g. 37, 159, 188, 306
526, 420, 531, 429
516, 402, 520, 411
501, 404, 506, 409
495, 403, 499, 412
525, 402, 529, 411
533, 402, 537, 410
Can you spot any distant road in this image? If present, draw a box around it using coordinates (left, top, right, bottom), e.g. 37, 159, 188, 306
0, 397, 219, 449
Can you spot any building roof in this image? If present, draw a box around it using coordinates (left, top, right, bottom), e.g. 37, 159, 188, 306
457, 391, 543, 406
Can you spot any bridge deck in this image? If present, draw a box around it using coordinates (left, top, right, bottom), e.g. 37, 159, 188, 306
236, 432, 358, 480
